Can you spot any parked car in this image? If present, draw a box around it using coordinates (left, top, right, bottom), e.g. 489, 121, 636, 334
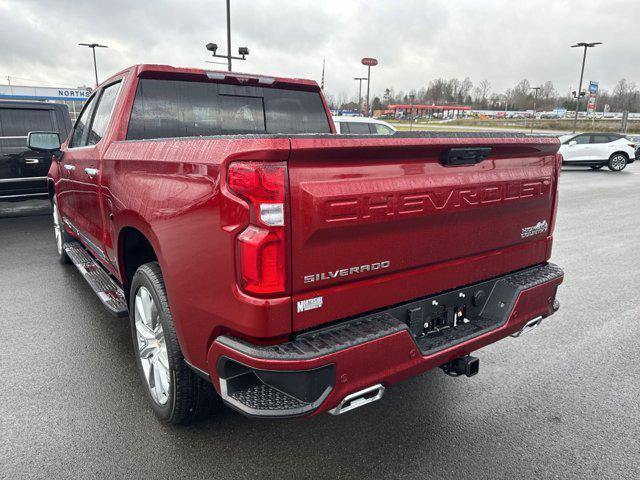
35, 64, 563, 424
333, 116, 396, 134
0, 101, 71, 199
558, 132, 636, 171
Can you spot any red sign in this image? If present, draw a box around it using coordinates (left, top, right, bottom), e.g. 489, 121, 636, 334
361, 57, 378, 66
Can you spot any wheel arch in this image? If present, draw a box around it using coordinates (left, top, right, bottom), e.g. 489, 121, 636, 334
610, 151, 629, 160
117, 225, 160, 300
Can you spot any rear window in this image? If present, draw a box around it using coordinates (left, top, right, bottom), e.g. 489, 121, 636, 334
127, 78, 331, 140
0, 108, 54, 136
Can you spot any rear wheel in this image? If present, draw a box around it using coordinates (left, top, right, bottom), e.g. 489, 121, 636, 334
608, 153, 628, 171
52, 197, 71, 264
130, 262, 219, 424
589, 165, 604, 170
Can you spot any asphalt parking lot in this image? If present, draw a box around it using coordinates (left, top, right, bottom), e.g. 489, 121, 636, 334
1, 166, 639, 480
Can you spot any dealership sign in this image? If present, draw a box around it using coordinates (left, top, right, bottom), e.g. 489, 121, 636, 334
0, 84, 91, 101
361, 57, 378, 66
587, 81, 599, 114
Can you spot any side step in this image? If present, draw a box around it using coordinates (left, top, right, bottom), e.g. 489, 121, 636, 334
63, 242, 128, 317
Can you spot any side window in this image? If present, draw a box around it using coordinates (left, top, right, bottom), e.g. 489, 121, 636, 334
346, 122, 372, 134
0, 108, 54, 136
591, 135, 609, 144
87, 81, 122, 146
573, 135, 590, 144
69, 94, 97, 148
375, 124, 394, 135
338, 122, 349, 133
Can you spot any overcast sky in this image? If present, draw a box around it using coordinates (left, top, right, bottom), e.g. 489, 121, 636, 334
1, 0, 638, 100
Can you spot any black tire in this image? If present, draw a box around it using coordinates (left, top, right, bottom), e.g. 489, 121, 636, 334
52, 197, 71, 264
129, 262, 220, 424
608, 153, 628, 172
589, 165, 604, 170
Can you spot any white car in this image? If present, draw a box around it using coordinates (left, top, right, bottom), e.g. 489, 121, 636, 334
558, 133, 636, 171
332, 116, 396, 135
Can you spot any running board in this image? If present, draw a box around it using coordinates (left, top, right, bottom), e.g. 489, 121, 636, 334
63, 241, 128, 317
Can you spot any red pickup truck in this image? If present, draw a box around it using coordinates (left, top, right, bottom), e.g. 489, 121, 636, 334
31, 64, 564, 424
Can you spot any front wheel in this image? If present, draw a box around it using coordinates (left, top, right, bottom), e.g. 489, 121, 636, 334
130, 262, 219, 424
608, 154, 628, 171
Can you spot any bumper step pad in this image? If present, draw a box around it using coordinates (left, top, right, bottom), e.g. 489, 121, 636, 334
217, 358, 335, 418
229, 383, 307, 412
64, 242, 128, 317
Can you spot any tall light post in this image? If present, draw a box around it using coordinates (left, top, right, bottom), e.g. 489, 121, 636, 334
354, 77, 366, 115
361, 57, 378, 116
205, 0, 249, 71
530, 86, 541, 133
79, 43, 108, 86
571, 42, 602, 133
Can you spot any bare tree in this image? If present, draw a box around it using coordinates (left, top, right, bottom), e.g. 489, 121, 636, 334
459, 77, 474, 103
473, 79, 491, 105
540, 81, 557, 110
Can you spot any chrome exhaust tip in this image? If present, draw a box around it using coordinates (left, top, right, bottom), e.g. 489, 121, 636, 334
510, 316, 543, 338
329, 384, 385, 415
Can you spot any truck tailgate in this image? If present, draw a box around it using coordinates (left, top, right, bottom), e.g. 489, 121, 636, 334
287, 134, 560, 331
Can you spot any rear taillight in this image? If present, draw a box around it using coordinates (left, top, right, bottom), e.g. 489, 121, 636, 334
228, 161, 287, 296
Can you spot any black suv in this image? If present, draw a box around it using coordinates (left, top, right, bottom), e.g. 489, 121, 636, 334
0, 101, 71, 199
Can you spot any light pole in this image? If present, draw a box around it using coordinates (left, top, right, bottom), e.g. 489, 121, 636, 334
354, 77, 366, 115
571, 42, 602, 133
361, 57, 378, 116
530, 86, 541, 133
79, 43, 108, 86
205, 0, 249, 71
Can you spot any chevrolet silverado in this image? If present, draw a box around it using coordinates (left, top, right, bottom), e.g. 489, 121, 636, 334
31, 64, 564, 424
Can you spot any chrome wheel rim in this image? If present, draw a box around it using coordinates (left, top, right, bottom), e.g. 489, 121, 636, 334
611, 155, 626, 170
134, 286, 170, 406
53, 203, 63, 255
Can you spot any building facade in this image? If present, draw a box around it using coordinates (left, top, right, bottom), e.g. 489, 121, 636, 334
0, 84, 91, 122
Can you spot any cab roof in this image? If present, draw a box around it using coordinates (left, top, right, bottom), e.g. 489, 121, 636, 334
101, 64, 319, 91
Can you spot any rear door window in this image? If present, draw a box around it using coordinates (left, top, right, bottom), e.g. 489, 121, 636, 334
590, 135, 610, 144
345, 121, 373, 134
127, 78, 331, 140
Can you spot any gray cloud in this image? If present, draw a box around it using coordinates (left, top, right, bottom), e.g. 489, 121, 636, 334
0, 0, 638, 100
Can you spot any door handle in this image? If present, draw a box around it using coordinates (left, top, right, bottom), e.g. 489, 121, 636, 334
25, 158, 40, 164
84, 167, 99, 177
63, 164, 76, 171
